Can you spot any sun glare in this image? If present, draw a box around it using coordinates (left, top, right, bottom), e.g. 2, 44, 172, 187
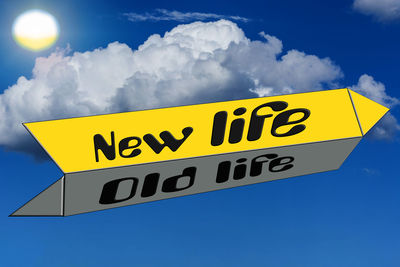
13, 9, 59, 51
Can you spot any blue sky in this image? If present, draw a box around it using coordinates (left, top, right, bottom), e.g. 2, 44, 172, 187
1, 0, 400, 266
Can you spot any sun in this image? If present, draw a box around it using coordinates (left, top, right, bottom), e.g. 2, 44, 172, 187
12, 9, 59, 51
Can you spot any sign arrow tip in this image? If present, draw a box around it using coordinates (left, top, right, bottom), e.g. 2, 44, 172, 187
349, 89, 389, 135
10, 177, 64, 217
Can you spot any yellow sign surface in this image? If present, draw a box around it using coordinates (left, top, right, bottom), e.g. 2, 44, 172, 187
25, 89, 388, 173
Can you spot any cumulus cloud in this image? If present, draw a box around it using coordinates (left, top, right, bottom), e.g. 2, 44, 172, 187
0, 19, 397, 159
124, 9, 249, 23
349, 74, 400, 140
353, 0, 400, 21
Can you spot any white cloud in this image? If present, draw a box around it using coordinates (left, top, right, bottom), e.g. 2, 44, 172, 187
124, 9, 249, 23
362, 167, 380, 176
0, 19, 396, 158
353, 0, 400, 21
349, 74, 400, 140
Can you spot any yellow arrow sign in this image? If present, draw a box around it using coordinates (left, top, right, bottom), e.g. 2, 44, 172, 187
11, 88, 389, 216
24, 88, 387, 174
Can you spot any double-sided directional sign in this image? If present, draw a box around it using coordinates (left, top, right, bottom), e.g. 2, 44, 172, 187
11, 88, 389, 216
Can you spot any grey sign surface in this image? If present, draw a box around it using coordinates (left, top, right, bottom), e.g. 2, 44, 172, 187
12, 137, 360, 216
